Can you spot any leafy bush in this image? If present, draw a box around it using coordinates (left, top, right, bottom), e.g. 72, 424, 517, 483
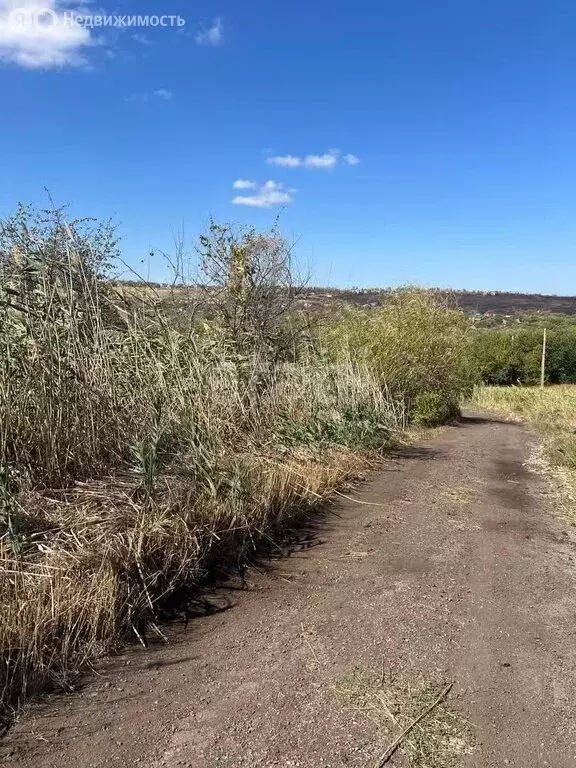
410, 391, 460, 426
468, 326, 576, 386
279, 405, 397, 451
324, 288, 475, 419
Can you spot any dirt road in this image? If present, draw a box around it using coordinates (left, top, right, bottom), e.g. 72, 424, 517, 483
7, 415, 576, 767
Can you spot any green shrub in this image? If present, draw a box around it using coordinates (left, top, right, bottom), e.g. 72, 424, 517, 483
323, 288, 475, 408
410, 391, 460, 426
468, 325, 576, 386
279, 405, 394, 451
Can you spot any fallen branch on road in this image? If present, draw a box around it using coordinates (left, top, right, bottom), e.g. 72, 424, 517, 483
377, 682, 454, 766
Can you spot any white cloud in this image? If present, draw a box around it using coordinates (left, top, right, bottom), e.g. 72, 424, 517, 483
266, 150, 358, 170
303, 152, 338, 169
153, 88, 173, 100
0, 0, 94, 69
233, 179, 257, 190
266, 154, 302, 168
126, 89, 174, 104
232, 179, 294, 208
195, 17, 222, 46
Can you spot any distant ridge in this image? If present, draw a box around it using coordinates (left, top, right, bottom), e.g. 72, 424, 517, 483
297, 288, 576, 316
116, 281, 576, 316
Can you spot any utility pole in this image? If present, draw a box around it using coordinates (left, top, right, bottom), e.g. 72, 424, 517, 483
540, 328, 547, 388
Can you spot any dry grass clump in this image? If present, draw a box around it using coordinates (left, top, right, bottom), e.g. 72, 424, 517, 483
0, 209, 404, 725
334, 668, 474, 768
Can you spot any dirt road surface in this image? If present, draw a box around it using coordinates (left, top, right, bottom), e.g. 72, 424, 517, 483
6, 415, 576, 767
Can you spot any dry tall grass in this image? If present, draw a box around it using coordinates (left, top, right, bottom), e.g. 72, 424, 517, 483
0, 227, 403, 724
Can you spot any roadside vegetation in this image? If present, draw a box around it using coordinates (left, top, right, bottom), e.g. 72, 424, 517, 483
467, 316, 576, 386
324, 289, 472, 424
0, 205, 475, 726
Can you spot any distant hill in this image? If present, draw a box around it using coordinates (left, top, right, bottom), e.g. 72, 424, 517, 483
296, 288, 576, 316
116, 281, 576, 317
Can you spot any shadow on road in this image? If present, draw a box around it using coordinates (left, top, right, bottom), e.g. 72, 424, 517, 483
387, 444, 442, 461
458, 413, 519, 426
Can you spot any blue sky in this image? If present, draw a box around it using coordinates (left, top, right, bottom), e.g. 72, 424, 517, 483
0, 0, 575, 291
